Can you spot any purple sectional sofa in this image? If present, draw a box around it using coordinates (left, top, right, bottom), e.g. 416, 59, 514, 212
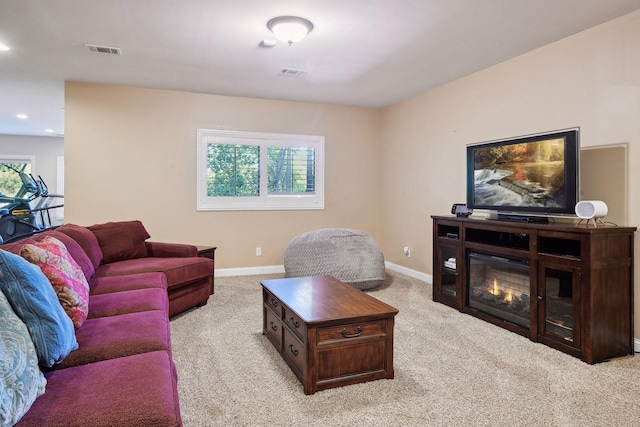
0, 220, 213, 427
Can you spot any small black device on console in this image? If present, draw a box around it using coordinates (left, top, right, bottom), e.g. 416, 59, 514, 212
451, 203, 472, 217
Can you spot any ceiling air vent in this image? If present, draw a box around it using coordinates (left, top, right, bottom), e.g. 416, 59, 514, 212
279, 68, 306, 77
85, 44, 122, 55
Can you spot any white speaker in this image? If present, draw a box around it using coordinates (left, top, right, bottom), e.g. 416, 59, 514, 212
575, 200, 608, 219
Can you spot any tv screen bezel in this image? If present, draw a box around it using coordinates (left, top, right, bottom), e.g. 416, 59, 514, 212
466, 128, 579, 216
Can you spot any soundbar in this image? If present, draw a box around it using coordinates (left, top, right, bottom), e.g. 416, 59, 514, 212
496, 214, 549, 224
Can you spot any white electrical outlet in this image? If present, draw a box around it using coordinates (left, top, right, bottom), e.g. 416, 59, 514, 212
403, 246, 411, 257
256, 247, 262, 256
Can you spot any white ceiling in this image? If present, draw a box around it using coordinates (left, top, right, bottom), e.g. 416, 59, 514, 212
1, 0, 640, 137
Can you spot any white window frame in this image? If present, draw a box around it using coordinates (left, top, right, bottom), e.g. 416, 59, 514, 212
0, 154, 36, 173
197, 129, 325, 211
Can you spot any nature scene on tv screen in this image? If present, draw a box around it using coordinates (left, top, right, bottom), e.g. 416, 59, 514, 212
473, 138, 566, 208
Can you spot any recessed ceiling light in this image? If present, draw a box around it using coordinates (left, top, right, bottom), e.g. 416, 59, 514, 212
16, 114, 28, 119
0, 43, 9, 51
45, 129, 55, 133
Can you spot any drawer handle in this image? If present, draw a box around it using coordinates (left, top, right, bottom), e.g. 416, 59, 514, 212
289, 344, 299, 356
289, 317, 300, 328
269, 321, 278, 332
270, 298, 278, 308
342, 326, 362, 338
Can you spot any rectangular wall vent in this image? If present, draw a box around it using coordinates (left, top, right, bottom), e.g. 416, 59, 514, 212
85, 44, 122, 55
279, 68, 307, 77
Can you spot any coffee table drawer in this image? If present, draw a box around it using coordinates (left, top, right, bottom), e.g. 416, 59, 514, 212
264, 290, 283, 316
283, 328, 305, 378
264, 306, 282, 350
283, 306, 307, 341
317, 320, 387, 344
317, 340, 387, 381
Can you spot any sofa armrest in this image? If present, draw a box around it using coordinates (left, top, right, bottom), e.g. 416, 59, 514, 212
145, 241, 198, 258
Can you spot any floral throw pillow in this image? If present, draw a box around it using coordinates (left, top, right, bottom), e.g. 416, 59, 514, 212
20, 237, 90, 329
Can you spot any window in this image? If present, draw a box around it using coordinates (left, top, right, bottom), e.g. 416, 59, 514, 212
197, 129, 324, 211
0, 155, 35, 207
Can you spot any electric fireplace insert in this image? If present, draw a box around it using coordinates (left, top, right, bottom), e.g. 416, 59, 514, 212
468, 252, 530, 328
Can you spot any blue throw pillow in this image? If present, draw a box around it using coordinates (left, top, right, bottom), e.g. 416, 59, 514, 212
0, 249, 78, 367
0, 288, 47, 426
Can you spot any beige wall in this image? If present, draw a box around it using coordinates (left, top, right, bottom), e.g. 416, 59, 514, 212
64, 83, 382, 269
380, 10, 640, 333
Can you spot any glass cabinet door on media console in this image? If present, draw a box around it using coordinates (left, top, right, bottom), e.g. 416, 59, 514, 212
537, 262, 581, 355
432, 220, 462, 309
536, 232, 583, 356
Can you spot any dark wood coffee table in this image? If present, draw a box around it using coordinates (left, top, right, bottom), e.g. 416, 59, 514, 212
261, 275, 399, 395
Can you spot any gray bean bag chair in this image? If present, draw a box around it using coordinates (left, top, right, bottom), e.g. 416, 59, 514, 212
284, 228, 385, 290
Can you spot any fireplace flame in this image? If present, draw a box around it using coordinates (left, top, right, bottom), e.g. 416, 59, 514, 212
487, 279, 514, 303
490, 278, 499, 296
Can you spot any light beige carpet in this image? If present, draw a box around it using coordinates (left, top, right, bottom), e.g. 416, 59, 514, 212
170, 271, 640, 427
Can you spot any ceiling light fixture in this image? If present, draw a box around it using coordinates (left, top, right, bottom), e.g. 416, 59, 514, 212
267, 16, 313, 46
16, 114, 28, 119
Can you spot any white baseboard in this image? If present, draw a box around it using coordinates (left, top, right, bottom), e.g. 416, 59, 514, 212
384, 261, 432, 283
215, 265, 284, 277
215, 262, 432, 282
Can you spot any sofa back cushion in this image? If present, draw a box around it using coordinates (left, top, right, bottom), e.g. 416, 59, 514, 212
56, 224, 103, 269
0, 230, 96, 281
0, 236, 38, 255
0, 231, 95, 281
21, 237, 90, 329
0, 288, 47, 427
0, 249, 78, 367
88, 220, 150, 264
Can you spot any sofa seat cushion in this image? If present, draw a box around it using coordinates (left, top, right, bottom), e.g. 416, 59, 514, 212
15, 351, 182, 427
88, 220, 150, 264
88, 272, 168, 295
93, 257, 213, 290
53, 310, 171, 370
88, 287, 169, 318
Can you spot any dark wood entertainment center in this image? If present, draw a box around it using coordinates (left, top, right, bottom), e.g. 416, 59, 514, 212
432, 215, 636, 364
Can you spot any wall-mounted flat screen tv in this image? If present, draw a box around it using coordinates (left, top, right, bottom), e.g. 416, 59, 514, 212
466, 128, 579, 217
